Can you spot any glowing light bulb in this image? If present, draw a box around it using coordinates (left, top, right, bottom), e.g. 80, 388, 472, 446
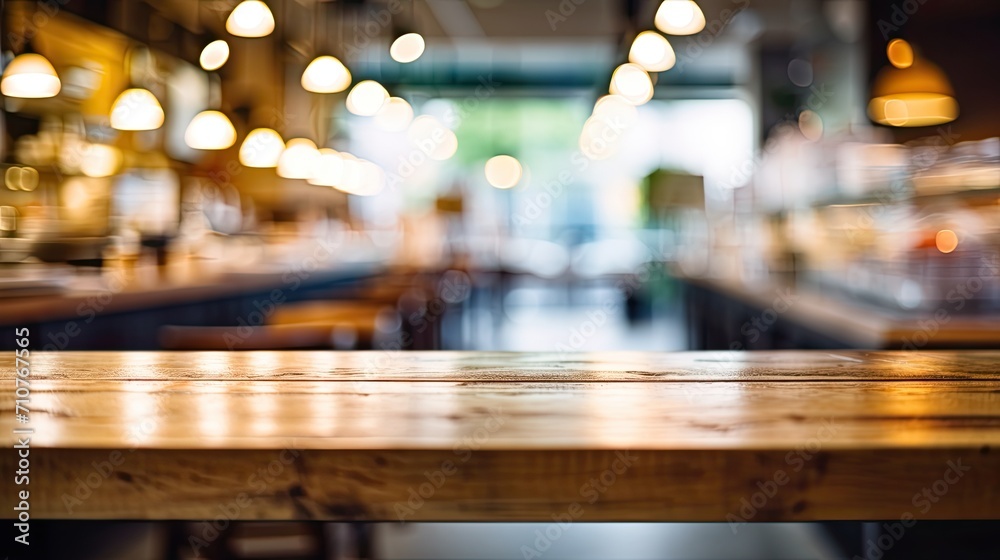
374, 97, 414, 132
110, 88, 164, 131
390, 33, 426, 63
80, 144, 122, 177
226, 0, 274, 38
184, 110, 237, 150
887, 39, 914, 69
628, 31, 676, 72
200, 40, 230, 71
346, 80, 389, 116
239, 128, 285, 168
308, 148, 345, 186
484, 155, 522, 189
935, 230, 958, 253
0, 53, 61, 98
654, 1, 706, 35
277, 138, 319, 179
301, 56, 352, 94
610, 63, 654, 105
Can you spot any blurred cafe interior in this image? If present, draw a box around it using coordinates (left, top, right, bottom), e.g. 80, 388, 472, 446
1, 0, 999, 558
0, 0, 998, 353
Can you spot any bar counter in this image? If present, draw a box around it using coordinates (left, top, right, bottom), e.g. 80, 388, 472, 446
2, 350, 999, 521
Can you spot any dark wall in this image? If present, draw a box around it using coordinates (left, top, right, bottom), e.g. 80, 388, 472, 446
868, 0, 1000, 142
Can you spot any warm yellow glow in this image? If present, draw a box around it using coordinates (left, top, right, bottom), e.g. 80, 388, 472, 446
200, 40, 230, 71
593, 95, 638, 126
80, 144, 122, 178
610, 63, 654, 105
869, 50, 957, 127
226, 0, 274, 38
239, 128, 285, 168
277, 138, 319, 179
346, 80, 389, 116
347, 160, 386, 196
374, 97, 414, 132
4, 167, 39, 191
390, 33, 426, 63
110, 88, 164, 131
184, 110, 237, 150
327, 153, 383, 196
628, 31, 676, 72
887, 39, 913, 69
868, 93, 958, 127
431, 130, 458, 160
798, 110, 823, 141
936, 230, 958, 254
301, 56, 352, 94
1, 53, 61, 98
654, 1, 706, 35
407, 115, 457, 160
308, 148, 345, 186
579, 116, 621, 161
484, 155, 522, 189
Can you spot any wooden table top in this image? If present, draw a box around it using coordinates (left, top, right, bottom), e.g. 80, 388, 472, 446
3, 350, 999, 521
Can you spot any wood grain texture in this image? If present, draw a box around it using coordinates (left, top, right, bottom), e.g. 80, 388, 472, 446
2, 351, 999, 521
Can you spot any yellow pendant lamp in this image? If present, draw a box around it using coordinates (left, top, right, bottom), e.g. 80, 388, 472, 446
868, 39, 958, 127
1, 53, 61, 98
185, 110, 237, 150
110, 88, 164, 131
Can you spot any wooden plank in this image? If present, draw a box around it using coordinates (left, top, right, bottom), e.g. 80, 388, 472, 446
9, 350, 1000, 381
16, 448, 1000, 521
2, 351, 999, 520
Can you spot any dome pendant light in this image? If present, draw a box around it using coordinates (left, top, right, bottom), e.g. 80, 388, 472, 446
185, 110, 237, 150
226, 1, 275, 38
1, 53, 61, 98
654, 1, 706, 35
868, 40, 958, 127
390, 33, 426, 63
302, 56, 352, 93
110, 88, 164, 131
239, 128, 285, 167
628, 31, 676, 72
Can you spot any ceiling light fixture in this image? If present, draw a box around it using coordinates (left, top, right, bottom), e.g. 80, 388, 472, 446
1, 53, 61, 98
226, 0, 275, 38
654, 1, 706, 35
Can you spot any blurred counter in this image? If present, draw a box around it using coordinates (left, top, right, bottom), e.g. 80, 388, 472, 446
677, 273, 1000, 350
0, 257, 383, 351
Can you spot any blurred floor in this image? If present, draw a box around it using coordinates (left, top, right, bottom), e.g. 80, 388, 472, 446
376, 523, 841, 560
464, 281, 687, 352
